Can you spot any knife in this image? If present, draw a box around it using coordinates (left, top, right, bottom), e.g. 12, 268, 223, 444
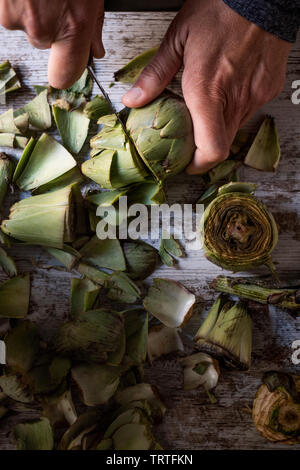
87, 55, 129, 137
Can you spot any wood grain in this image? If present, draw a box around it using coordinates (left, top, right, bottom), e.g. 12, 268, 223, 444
0, 11, 300, 450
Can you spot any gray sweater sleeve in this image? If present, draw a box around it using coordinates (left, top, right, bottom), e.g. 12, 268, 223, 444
223, 0, 300, 42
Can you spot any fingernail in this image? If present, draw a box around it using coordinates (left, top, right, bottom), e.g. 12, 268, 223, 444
123, 86, 142, 105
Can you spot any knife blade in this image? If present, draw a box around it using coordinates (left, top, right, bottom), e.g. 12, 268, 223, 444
87, 56, 130, 137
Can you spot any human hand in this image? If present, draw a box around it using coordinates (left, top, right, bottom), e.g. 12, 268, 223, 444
122, 0, 291, 174
0, 0, 105, 89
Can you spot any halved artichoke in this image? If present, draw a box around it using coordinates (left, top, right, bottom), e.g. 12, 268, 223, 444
253, 371, 300, 444
201, 182, 278, 272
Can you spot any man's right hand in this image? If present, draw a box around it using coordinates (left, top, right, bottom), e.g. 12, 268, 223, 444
0, 0, 105, 89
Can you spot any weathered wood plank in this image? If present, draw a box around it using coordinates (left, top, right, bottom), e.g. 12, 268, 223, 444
0, 12, 300, 450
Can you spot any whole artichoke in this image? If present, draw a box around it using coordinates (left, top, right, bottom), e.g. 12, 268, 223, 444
201, 182, 278, 272
82, 92, 195, 189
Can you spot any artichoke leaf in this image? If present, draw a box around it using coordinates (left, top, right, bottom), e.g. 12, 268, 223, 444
14, 417, 54, 450
0, 274, 30, 318
0, 60, 21, 95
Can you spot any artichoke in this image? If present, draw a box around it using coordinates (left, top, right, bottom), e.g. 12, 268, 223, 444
201, 182, 278, 272
253, 371, 300, 444
82, 92, 195, 188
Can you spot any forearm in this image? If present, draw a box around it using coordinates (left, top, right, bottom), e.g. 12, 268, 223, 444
224, 0, 300, 42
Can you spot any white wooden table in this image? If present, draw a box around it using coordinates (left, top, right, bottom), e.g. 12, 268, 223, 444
0, 11, 300, 450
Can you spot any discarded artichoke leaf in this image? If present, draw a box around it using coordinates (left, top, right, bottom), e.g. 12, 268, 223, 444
127, 181, 165, 205
76, 263, 109, 285
0, 60, 21, 95
59, 410, 100, 450
217, 181, 257, 196
14, 113, 29, 134
253, 371, 300, 444
5, 321, 40, 374
26, 356, 71, 396
126, 91, 195, 181
42, 389, 77, 428
0, 373, 33, 403
70, 277, 100, 318
197, 184, 219, 206
56, 309, 124, 363
15, 133, 77, 191
106, 327, 126, 367
14, 89, 51, 130
211, 276, 300, 312
84, 95, 111, 120
46, 244, 81, 270
123, 309, 148, 365
159, 232, 184, 267
72, 363, 126, 406
115, 383, 166, 423
14, 417, 54, 450
147, 324, 184, 363
80, 236, 126, 271
0, 153, 14, 209
68, 69, 92, 95
33, 166, 84, 195
72, 236, 90, 250
13, 137, 36, 183
52, 106, 90, 154
86, 188, 128, 207
104, 407, 149, 440
181, 353, 220, 395
123, 240, 158, 280
144, 278, 195, 328
107, 272, 141, 304
114, 46, 159, 83
208, 160, 241, 184
0, 274, 30, 318
113, 422, 159, 451
201, 182, 278, 272
0, 109, 22, 133
0, 405, 8, 419
1, 185, 76, 248
96, 439, 113, 450
195, 295, 252, 370
0, 133, 27, 149
244, 116, 280, 172
97, 114, 119, 127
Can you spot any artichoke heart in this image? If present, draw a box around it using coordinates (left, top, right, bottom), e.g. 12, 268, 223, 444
201, 182, 278, 272
253, 371, 300, 444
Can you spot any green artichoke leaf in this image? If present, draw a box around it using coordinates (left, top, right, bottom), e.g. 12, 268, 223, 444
84, 95, 111, 120
14, 417, 54, 450
0, 60, 21, 95
1, 185, 76, 249
147, 324, 184, 363
76, 263, 109, 285
244, 116, 280, 172
144, 278, 195, 328
208, 160, 241, 184
181, 352, 220, 393
123, 240, 158, 280
14, 89, 51, 130
71, 363, 126, 406
0, 247, 17, 277
0, 153, 14, 209
26, 356, 71, 396
0, 373, 33, 403
59, 410, 100, 450
114, 46, 159, 83
123, 308, 148, 366
46, 244, 81, 270
41, 389, 77, 428
13, 137, 36, 183
52, 106, 90, 154
159, 232, 185, 267
106, 272, 141, 304
70, 277, 100, 318
16, 133, 77, 191
115, 383, 166, 423
0, 133, 28, 149
82, 149, 116, 189
0, 274, 30, 318
0, 109, 23, 134
33, 167, 84, 195
80, 236, 126, 271
5, 321, 40, 374
55, 309, 124, 363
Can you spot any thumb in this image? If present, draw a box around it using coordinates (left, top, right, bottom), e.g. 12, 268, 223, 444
48, 34, 91, 89
122, 40, 182, 108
